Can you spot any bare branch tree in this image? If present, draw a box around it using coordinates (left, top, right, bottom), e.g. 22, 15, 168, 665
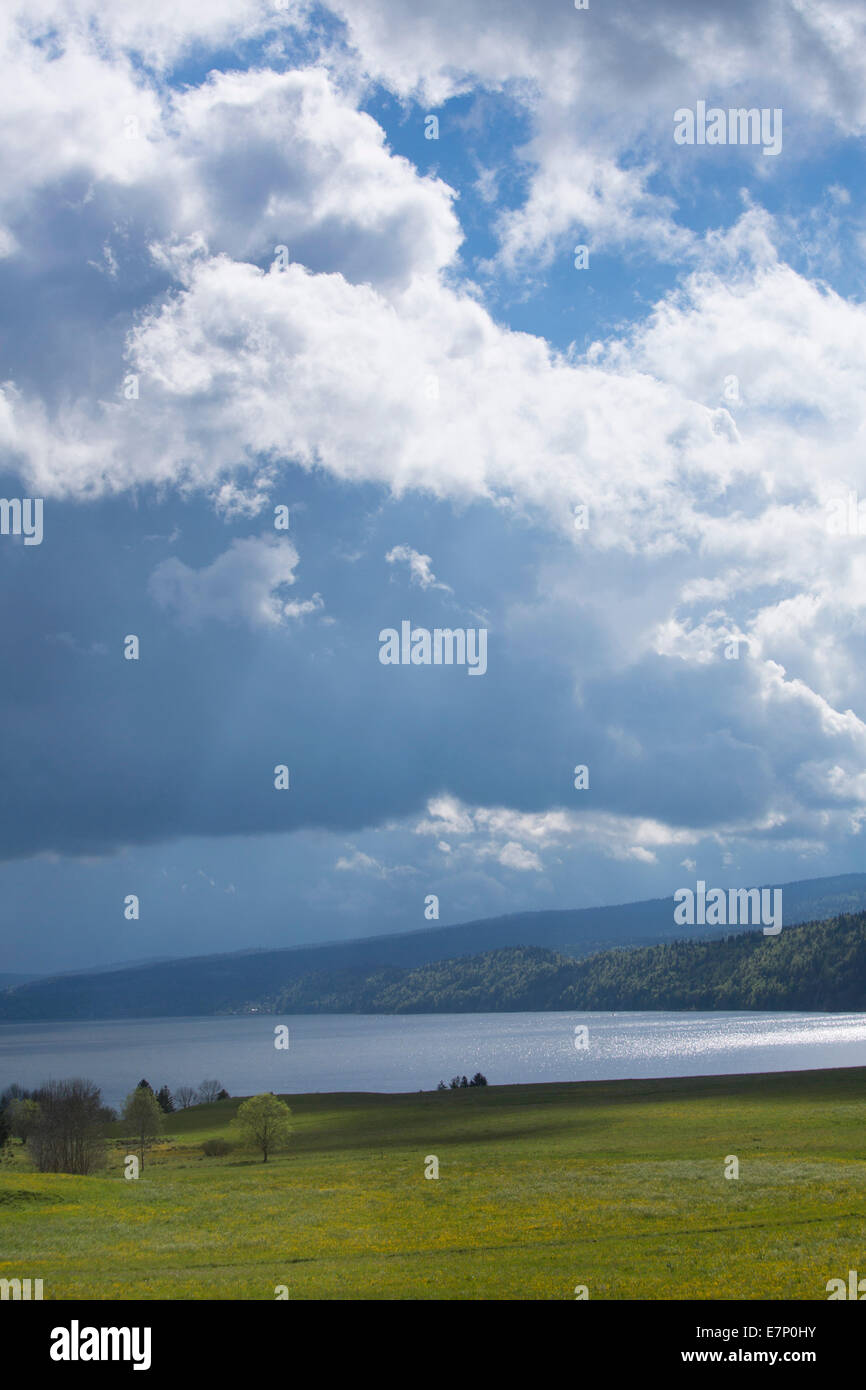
27, 1078, 107, 1175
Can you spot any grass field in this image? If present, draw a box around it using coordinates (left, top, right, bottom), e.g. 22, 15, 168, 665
2, 1066, 865, 1300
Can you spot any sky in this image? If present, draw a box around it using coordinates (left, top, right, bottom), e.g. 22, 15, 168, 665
3, 0, 866, 973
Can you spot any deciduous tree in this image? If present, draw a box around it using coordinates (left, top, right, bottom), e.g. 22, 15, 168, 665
122, 1086, 164, 1172
232, 1093, 292, 1163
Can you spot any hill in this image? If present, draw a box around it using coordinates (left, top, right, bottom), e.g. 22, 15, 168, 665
254, 910, 866, 1013
3, 872, 866, 1020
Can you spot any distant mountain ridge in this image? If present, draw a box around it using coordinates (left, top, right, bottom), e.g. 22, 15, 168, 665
255, 912, 866, 1014
2, 872, 866, 1021
0, 972, 38, 989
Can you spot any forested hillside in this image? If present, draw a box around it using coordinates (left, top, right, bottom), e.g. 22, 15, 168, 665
256, 910, 866, 1014
3, 876, 866, 1020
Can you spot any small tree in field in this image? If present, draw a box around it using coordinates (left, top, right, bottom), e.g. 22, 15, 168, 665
175, 1086, 197, 1110
197, 1080, 223, 1104
232, 1094, 292, 1163
122, 1086, 164, 1172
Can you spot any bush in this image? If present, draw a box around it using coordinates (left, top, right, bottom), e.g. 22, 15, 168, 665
201, 1138, 232, 1157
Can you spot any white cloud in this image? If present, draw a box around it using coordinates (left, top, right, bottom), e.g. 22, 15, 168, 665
496, 841, 543, 872
4, 0, 866, 859
148, 536, 317, 627
329, 0, 866, 270
413, 795, 697, 873
385, 544, 451, 590
0, 36, 460, 305
335, 849, 384, 874
334, 848, 415, 878
7, 209, 866, 783
167, 67, 461, 288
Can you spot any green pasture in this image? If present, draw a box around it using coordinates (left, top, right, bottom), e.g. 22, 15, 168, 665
2, 1067, 864, 1299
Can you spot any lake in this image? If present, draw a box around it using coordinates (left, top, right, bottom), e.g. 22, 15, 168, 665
2, 1010, 866, 1110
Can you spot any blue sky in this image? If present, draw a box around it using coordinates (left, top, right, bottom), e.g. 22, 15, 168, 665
3, 0, 866, 972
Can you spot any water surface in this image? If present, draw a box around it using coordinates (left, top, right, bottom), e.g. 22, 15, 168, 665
2, 1010, 865, 1109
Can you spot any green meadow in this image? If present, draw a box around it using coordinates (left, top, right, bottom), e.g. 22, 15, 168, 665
2, 1067, 865, 1300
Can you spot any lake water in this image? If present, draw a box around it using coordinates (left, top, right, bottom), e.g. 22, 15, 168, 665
2, 1010, 866, 1110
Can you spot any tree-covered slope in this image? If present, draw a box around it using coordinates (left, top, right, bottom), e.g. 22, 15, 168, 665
259, 911, 866, 1013
3, 874, 866, 1020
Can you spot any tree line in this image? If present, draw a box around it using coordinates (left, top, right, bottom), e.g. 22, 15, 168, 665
0, 1077, 295, 1172
1, 1077, 230, 1174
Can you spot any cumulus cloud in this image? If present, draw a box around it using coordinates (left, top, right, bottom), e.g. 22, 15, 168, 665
0, 233, 736, 525
413, 795, 697, 872
385, 544, 451, 590
3, 202, 865, 863
166, 67, 461, 287
335, 848, 415, 878
329, 0, 866, 268
495, 841, 543, 872
148, 536, 317, 627
2, 0, 866, 883
335, 849, 386, 874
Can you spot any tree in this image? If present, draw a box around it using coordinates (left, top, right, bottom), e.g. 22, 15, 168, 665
156, 1086, 175, 1114
0, 1083, 30, 1107
232, 1094, 292, 1163
122, 1086, 164, 1172
197, 1080, 223, 1104
216, 1089, 230, 1101
449, 1077, 461, 1090
137, 1079, 153, 1092
27, 1079, 107, 1175
175, 1086, 197, 1110
0, 1099, 11, 1167
436, 1081, 448, 1091
6, 1097, 40, 1144
460, 1076, 469, 1088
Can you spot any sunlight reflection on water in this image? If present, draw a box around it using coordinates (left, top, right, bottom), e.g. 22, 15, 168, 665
2, 1010, 866, 1107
